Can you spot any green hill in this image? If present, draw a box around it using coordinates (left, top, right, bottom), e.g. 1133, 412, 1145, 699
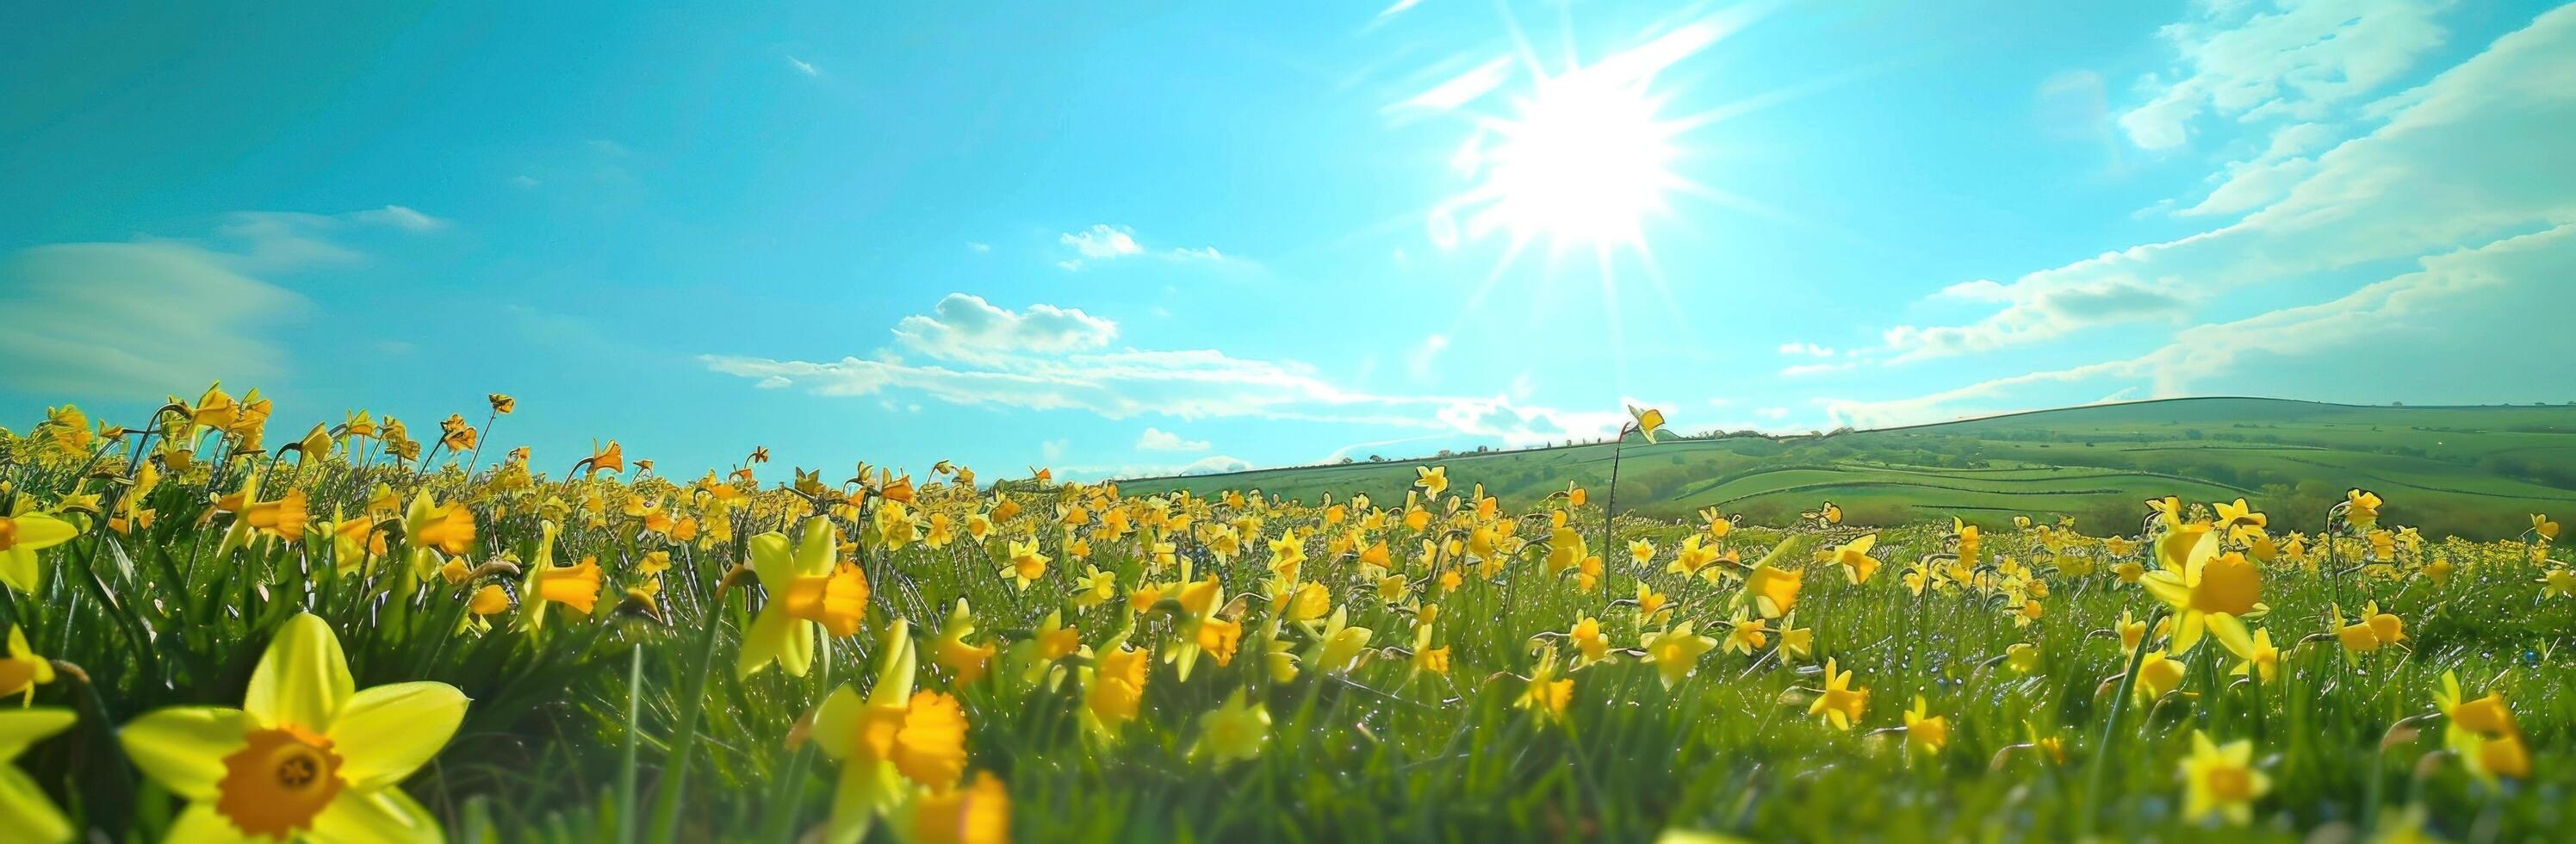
1119, 398, 2576, 539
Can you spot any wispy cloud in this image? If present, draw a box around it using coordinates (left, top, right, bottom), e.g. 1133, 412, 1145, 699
0, 206, 443, 397
1864, 2, 2574, 367
1055, 223, 1232, 270
704, 294, 1631, 447
787, 56, 821, 77
1135, 426, 1211, 452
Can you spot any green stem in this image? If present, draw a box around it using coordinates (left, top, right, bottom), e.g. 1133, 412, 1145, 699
649, 589, 732, 843
2079, 604, 2167, 836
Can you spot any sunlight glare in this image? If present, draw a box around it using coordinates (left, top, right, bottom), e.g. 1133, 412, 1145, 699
1471, 68, 1681, 249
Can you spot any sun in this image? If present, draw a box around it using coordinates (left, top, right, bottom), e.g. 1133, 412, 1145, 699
1469, 68, 1685, 250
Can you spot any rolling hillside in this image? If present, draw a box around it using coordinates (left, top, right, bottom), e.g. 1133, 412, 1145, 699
1118, 398, 2576, 539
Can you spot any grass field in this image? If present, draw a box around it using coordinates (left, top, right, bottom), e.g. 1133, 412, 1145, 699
1, 390, 2571, 842
1123, 398, 2576, 541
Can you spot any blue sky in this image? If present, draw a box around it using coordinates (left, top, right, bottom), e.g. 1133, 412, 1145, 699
3, 0, 2569, 480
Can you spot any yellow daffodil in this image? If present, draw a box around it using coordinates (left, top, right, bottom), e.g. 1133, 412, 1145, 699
1627, 405, 1665, 443
1, 708, 78, 842
2138, 528, 2262, 655
1519, 651, 1574, 722
1413, 465, 1449, 500
1826, 534, 1880, 584
2532, 513, 2560, 542
1903, 696, 1947, 754
1723, 609, 1769, 655
2179, 730, 2268, 826
1, 625, 55, 703
120, 613, 466, 841
933, 599, 997, 686
1001, 538, 1050, 589
2134, 649, 2184, 705
1744, 563, 1802, 618
737, 518, 867, 676
1191, 689, 1270, 766
1640, 621, 1717, 688
1808, 658, 1867, 730
0, 512, 78, 593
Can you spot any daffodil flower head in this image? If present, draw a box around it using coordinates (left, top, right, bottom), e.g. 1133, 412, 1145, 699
2180, 730, 2269, 825
1192, 689, 1271, 766
120, 613, 468, 841
0, 512, 78, 593
2139, 528, 2263, 655
1640, 621, 1718, 689
740, 518, 864, 677
1808, 658, 1868, 730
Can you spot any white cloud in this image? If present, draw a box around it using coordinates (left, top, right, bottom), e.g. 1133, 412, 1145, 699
705, 296, 1631, 448
2117, 0, 2454, 150
966, 241, 990, 252
0, 204, 448, 396
1058, 454, 1253, 481
350, 205, 450, 233
1136, 426, 1211, 452
1778, 342, 1836, 357
1826, 220, 2572, 428
787, 56, 820, 77
1055, 224, 1143, 270
1778, 362, 1855, 377
891, 293, 1117, 361
1040, 438, 1070, 464
1755, 406, 1791, 419
1056, 224, 1235, 270
1871, 3, 2576, 365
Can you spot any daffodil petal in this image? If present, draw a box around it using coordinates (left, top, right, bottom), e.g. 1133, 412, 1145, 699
119, 706, 252, 801
796, 518, 838, 576
738, 607, 793, 679
0, 765, 72, 844
328, 682, 469, 791
748, 532, 795, 586
807, 685, 866, 760
0, 708, 76, 758
9, 516, 78, 550
245, 613, 355, 729
308, 785, 442, 844
0, 549, 36, 593
2205, 613, 2252, 661
2172, 611, 2206, 655
2138, 572, 2188, 607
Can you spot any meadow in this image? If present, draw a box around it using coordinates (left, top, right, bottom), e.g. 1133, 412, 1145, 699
1, 388, 2570, 842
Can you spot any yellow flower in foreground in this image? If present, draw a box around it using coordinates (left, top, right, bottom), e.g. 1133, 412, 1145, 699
2533, 513, 2560, 542
2435, 671, 2529, 783
1723, 610, 1769, 656
1192, 689, 1270, 766
121, 613, 466, 841
808, 621, 932, 843
1086, 640, 1151, 734
741, 518, 867, 677
2213, 625, 2279, 683
0, 512, 78, 593
1808, 658, 1867, 730
2180, 730, 2269, 826
1640, 622, 1717, 689
2, 710, 77, 839
913, 771, 1010, 844
2138, 528, 2262, 655
1, 708, 77, 842
1903, 696, 1947, 754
